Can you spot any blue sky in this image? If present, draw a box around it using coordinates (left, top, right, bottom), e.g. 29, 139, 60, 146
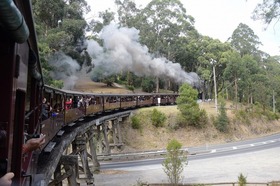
86, 0, 280, 56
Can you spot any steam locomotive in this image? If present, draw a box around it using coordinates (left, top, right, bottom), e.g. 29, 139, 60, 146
0, 0, 178, 185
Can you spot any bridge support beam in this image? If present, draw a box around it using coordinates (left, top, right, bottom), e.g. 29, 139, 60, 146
102, 121, 110, 155
50, 155, 79, 186
116, 118, 123, 145
86, 127, 100, 173
112, 120, 118, 150
72, 135, 94, 185
109, 118, 123, 150
96, 125, 102, 154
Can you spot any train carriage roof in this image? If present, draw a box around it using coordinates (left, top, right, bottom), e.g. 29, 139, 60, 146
44, 85, 178, 97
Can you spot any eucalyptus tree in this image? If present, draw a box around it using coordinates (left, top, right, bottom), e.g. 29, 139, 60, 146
222, 50, 245, 108
89, 10, 115, 37
261, 56, 280, 111
136, 0, 197, 92
115, 0, 140, 27
32, 0, 90, 87
113, 0, 142, 87
138, 0, 195, 56
240, 54, 260, 104
33, 0, 89, 46
32, 0, 65, 31
196, 36, 232, 100
228, 23, 262, 57
251, 73, 271, 111
252, 0, 280, 26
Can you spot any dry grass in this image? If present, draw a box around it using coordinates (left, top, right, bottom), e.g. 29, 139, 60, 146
120, 103, 280, 152
122, 105, 222, 151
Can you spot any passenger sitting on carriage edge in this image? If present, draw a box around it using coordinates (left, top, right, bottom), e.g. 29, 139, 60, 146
42, 98, 51, 120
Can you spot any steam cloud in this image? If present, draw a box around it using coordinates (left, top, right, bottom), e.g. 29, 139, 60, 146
87, 24, 201, 87
48, 52, 80, 90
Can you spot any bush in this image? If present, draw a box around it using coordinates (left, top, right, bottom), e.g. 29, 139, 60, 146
176, 108, 207, 129
263, 110, 280, 120
238, 173, 247, 186
141, 77, 155, 93
126, 85, 135, 92
151, 108, 166, 127
162, 139, 187, 185
213, 101, 229, 132
235, 109, 251, 125
176, 83, 207, 128
131, 115, 141, 129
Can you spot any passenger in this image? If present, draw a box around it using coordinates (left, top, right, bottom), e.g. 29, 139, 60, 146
41, 98, 48, 120
0, 134, 45, 185
65, 98, 72, 110
77, 97, 84, 108
85, 97, 91, 107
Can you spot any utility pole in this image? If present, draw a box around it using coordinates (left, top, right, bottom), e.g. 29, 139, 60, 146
273, 90, 276, 113
213, 64, 218, 113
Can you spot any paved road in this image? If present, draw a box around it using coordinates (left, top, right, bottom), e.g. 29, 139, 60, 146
94, 133, 280, 186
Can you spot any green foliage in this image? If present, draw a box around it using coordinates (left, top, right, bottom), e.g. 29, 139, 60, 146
252, 1, 280, 25
162, 139, 187, 186
131, 115, 141, 129
91, 66, 116, 85
234, 109, 251, 125
230, 23, 261, 56
42, 68, 63, 88
50, 80, 64, 89
141, 77, 155, 93
214, 100, 229, 132
104, 77, 115, 87
238, 173, 247, 186
138, 0, 197, 72
38, 42, 52, 68
66, 50, 87, 66
177, 83, 207, 128
263, 110, 280, 121
126, 85, 135, 92
61, 19, 87, 43
33, 0, 90, 87
46, 31, 71, 50
42, 68, 52, 85
151, 108, 166, 127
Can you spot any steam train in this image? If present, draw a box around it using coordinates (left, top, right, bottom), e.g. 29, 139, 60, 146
0, 0, 178, 185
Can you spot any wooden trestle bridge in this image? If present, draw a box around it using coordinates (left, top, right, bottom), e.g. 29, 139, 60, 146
36, 111, 131, 186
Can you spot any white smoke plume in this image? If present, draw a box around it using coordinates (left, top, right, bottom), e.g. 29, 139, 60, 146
86, 24, 200, 87
48, 52, 80, 90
